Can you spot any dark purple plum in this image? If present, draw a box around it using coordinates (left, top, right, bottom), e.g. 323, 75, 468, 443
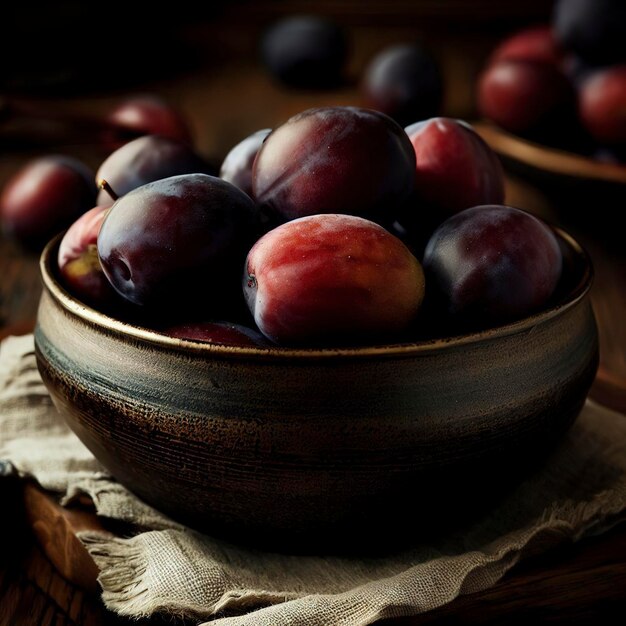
219, 128, 271, 197
97, 174, 259, 312
95, 135, 213, 205
252, 106, 416, 223
554, 0, 626, 65
0, 155, 96, 248
260, 15, 348, 88
362, 43, 443, 127
423, 205, 563, 325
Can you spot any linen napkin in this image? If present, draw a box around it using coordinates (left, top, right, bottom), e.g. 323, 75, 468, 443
2, 333, 626, 625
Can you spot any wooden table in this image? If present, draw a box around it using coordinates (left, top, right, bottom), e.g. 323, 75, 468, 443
2, 3, 626, 623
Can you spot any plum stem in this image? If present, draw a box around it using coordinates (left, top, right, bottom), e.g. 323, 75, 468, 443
98, 179, 119, 202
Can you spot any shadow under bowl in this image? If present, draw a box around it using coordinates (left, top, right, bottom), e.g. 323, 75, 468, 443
34, 231, 598, 553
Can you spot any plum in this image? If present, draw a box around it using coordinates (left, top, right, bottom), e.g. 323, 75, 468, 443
578, 65, 626, 145
423, 205, 563, 325
252, 106, 416, 223
488, 25, 563, 66
361, 43, 443, 127
243, 213, 425, 345
219, 128, 271, 197
477, 58, 575, 137
401, 118, 504, 229
260, 15, 348, 88
554, 0, 626, 65
104, 95, 193, 149
95, 135, 213, 205
97, 174, 259, 312
0, 155, 96, 248
57, 205, 120, 308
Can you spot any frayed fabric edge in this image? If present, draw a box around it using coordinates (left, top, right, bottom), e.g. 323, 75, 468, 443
79, 532, 232, 621
79, 532, 153, 617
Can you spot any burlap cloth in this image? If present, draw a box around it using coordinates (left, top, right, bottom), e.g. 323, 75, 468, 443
2, 334, 626, 625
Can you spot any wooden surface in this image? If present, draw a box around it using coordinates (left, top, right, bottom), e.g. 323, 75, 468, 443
2, 3, 626, 624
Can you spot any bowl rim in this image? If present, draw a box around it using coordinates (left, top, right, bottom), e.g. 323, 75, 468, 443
474, 121, 626, 184
40, 226, 593, 360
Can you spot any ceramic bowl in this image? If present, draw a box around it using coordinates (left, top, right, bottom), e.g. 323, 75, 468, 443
34, 230, 598, 550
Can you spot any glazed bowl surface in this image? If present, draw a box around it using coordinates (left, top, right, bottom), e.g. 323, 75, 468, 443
35, 230, 598, 549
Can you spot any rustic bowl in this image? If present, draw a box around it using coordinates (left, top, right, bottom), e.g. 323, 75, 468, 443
35, 230, 598, 550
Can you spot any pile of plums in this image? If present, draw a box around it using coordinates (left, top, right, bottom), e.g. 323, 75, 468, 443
1, 105, 564, 348
477, 0, 626, 159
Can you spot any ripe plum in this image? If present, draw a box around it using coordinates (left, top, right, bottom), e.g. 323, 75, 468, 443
98, 174, 259, 312
362, 43, 443, 127
260, 15, 348, 88
578, 65, 626, 144
554, 0, 626, 65
57, 205, 118, 308
488, 25, 563, 66
252, 106, 415, 223
244, 213, 425, 345
423, 205, 563, 325
219, 128, 271, 197
104, 95, 192, 148
0, 155, 96, 247
477, 59, 575, 136
95, 135, 212, 205
401, 118, 504, 227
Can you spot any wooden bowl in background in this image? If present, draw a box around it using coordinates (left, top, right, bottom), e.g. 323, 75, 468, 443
34, 232, 598, 552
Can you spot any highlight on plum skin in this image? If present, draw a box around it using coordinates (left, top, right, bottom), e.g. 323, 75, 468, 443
423, 205, 563, 327
243, 213, 425, 346
252, 106, 416, 223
